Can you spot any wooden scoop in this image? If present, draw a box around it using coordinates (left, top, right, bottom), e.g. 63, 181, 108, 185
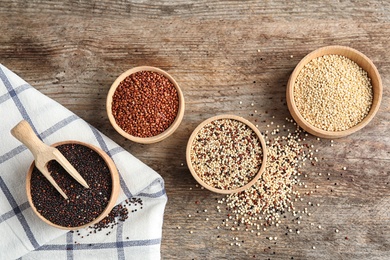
11, 120, 89, 199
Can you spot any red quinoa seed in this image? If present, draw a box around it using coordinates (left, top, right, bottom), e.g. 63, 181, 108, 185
111, 71, 179, 138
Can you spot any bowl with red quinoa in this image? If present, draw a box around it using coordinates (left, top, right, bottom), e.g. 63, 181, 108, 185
106, 66, 185, 144
186, 115, 267, 194
26, 141, 120, 230
286, 45, 382, 139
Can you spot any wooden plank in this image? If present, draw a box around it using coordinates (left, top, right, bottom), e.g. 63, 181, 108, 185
1, 0, 389, 259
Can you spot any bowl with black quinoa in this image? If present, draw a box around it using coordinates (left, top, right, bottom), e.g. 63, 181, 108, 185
26, 141, 120, 230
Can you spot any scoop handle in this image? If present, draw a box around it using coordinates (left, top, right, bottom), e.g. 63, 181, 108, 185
10, 120, 50, 160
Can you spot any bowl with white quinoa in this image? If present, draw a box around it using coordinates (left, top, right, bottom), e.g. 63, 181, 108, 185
186, 115, 267, 194
286, 45, 382, 138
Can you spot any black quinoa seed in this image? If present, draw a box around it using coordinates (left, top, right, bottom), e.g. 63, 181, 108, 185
30, 143, 112, 227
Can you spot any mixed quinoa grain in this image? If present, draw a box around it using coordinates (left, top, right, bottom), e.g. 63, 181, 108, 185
111, 71, 179, 138
222, 119, 305, 227
189, 118, 263, 190
293, 54, 373, 131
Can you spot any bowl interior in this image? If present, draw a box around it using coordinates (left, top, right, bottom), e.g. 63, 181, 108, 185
186, 115, 267, 194
26, 140, 120, 230
286, 45, 382, 138
106, 66, 185, 144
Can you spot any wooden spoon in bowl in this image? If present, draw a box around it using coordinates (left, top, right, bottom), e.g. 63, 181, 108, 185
11, 120, 89, 199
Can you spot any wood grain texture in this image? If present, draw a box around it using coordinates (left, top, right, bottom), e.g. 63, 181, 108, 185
1, 0, 389, 259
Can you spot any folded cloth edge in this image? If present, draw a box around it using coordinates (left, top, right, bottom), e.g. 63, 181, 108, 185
0, 64, 167, 260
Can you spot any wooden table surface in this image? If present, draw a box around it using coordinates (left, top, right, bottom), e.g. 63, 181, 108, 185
1, 1, 389, 259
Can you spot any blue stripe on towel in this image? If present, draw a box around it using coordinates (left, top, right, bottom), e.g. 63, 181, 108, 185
0, 115, 79, 164
0, 202, 30, 224
138, 178, 166, 198
116, 222, 125, 259
0, 67, 38, 136
0, 144, 27, 164
37, 238, 161, 251
88, 125, 133, 198
40, 115, 80, 140
66, 232, 74, 260
0, 177, 39, 248
0, 84, 30, 105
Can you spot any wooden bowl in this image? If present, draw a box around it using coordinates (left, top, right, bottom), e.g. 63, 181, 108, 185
26, 141, 120, 230
186, 115, 267, 194
106, 66, 185, 144
286, 45, 382, 138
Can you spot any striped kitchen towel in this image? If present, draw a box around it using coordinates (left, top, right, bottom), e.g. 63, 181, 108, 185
0, 64, 167, 260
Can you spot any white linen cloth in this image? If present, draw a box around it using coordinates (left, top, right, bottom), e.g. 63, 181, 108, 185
0, 64, 167, 260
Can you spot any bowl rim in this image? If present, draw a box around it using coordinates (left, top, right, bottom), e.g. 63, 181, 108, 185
286, 45, 383, 139
26, 140, 120, 230
106, 66, 185, 144
186, 114, 267, 194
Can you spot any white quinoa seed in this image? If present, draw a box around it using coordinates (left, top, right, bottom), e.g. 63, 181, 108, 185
210, 118, 328, 244
215, 118, 318, 237
293, 54, 373, 131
